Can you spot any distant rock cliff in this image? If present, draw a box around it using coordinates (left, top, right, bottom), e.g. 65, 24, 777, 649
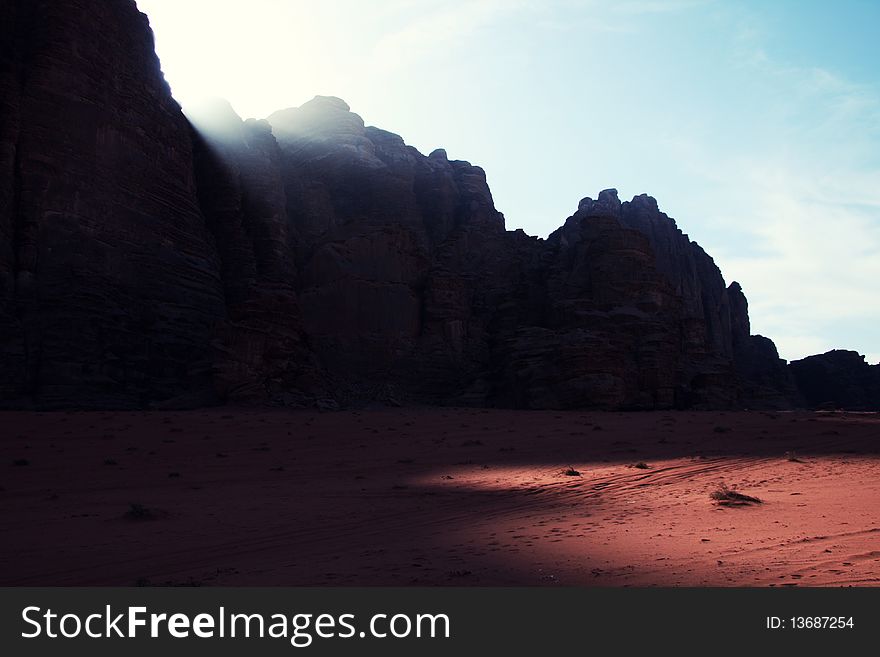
790, 351, 880, 411
0, 0, 873, 410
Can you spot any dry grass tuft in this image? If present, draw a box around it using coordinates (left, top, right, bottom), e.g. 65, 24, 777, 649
710, 484, 762, 506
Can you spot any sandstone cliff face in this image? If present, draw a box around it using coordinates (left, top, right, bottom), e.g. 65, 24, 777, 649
257, 100, 717, 409
0, 0, 840, 410
479, 191, 678, 409
0, 0, 22, 400
187, 101, 321, 404
265, 97, 512, 404
1, 0, 226, 408
614, 194, 735, 407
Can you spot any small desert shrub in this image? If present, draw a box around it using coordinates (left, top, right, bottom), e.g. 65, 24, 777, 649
631, 462, 650, 469
563, 466, 581, 476
125, 502, 160, 520
785, 451, 804, 463
710, 484, 762, 506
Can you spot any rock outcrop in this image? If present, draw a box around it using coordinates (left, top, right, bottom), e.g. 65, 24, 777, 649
0, 0, 864, 410
490, 190, 682, 409
790, 351, 880, 411
727, 282, 804, 409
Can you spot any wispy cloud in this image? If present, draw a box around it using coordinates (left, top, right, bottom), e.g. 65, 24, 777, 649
369, 0, 534, 71
366, 0, 710, 67
611, 0, 711, 15
647, 3, 880, 364
718, 161, 880, 359
701, 52, 880, 363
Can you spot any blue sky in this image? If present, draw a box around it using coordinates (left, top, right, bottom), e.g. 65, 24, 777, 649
137, 0, 880, 364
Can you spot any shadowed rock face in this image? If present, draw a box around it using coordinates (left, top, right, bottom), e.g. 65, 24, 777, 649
727, 282, 803, 409
195, 92, 789, 409
1, 0, 226, 408
493, 192, 682, 409
186, 100, 322, 405
790, 351, 880, 410
0, 0, 864, 409
265, 96, 513, 403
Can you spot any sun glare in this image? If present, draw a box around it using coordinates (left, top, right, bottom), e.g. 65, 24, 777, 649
136, 0, 350, 119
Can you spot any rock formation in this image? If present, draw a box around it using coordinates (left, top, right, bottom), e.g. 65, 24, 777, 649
790, 351, 880, 411
1, 0, 226, 408
187, 100, 321, 405
727, 282, 804, 409
0, 0, 871, 410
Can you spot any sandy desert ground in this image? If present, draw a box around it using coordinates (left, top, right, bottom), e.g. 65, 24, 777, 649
1, 408, 878, 586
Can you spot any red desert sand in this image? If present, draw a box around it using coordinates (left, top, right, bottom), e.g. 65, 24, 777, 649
1, 409, 878, 586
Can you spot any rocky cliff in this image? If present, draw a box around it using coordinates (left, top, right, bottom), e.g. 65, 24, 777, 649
0, 0, 869, 410
136, 90, 808, 410
790, 351, 880, 411
1, 0, 226, 408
